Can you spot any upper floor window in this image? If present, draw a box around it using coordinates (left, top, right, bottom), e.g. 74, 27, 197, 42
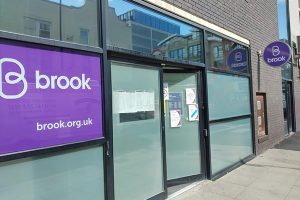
107, 0, 204, 64
207, 32, 249, 74
24, 17, 51, 39
80, 28, 89, 45
0, 0, 99, 46
189, 45, 202, 58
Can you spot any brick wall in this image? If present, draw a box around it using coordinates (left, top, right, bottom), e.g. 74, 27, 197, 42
162, 0, 284, 153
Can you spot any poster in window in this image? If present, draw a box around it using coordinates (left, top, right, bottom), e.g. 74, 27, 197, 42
186, 88, 197, 104
170, 110, 182, 128
168, 93, 183, 112
188, 104, 199, 121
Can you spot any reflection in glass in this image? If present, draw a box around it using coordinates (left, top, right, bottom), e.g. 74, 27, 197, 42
206, 32, 249, 73
0, 146, 105, 200
0, 0, 99, 46
49, 0, 86, 7
210, 118, 253, 175
111, 62, 164, 200
61, 0, 99, 46
0, 0, 60, 39
281, 62, 292, 80
107, 0, 204, 63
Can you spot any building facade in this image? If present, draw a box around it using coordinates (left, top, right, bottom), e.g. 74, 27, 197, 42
286, 0, 300, 135
0, 0, 295, 200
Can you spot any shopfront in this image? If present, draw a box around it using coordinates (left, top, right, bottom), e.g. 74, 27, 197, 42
0, 0, 254, 199
106, 0, 254, 198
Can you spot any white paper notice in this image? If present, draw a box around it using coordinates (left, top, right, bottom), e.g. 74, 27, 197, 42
135, 91, 144, 112
163, 83, 169, 100
125, 92, 137, 113
170, 110, 182, 128
257, 101, 261, 110
258, 116, 262, 126
188, 104, 199, 121
112, 91, 120, 114
147, 92, 155, 111
135, 91, 155, 112
113, 91, 126, 113
113, 90, 155, 113
186, 88, 197, 104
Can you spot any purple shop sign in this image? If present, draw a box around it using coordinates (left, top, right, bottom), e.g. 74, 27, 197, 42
263, 41, 291, 67
227, 48, 248, 71
0, 40, 103, 156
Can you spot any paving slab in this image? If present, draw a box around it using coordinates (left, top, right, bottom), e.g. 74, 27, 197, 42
284, 186, 300, 200
173, 133, 300, 200
235, 187, 286, 200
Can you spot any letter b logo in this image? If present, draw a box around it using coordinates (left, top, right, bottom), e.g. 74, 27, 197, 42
0, 58, 28, 99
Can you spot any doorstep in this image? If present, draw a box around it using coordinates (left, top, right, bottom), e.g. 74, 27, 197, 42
166, 180, 210, 200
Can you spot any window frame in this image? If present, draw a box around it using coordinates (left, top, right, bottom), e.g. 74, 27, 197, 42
105, 0, 255, 183
0, 0, 102, 53
106, 0, 205, 65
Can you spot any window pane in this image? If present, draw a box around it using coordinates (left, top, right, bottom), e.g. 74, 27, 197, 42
281, 62, 292, 80
111, 62, 164, 200
107, 0, 204, 63
0, 0, 60, 40
210, 118, 253, 175
164, 73, 202, 180
208, 72, 251, 120
61, 0, 99, 46
207, 32, 249, 73
0, 146, 105, 200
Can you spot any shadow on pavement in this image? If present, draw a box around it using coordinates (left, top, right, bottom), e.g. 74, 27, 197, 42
274, 132, 300, 151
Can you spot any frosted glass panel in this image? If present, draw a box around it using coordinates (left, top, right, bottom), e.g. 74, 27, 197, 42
0, 146, 105, 200
112, 62, 163, 200
210, 118, 253, 175
207, 72, 251, 120
164, 73, 201, 180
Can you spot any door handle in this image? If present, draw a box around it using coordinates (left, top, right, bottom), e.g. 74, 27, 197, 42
203, 129, 208, 137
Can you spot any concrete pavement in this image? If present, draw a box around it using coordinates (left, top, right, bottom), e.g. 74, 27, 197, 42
172, 133, 300, 200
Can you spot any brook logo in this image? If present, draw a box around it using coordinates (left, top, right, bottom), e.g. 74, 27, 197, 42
0, 58, 91, 100
272, 46, 280, 56
0, 58, 28, 99
234, 52, 242, 62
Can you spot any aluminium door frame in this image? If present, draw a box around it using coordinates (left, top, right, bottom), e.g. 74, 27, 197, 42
283, 81, 294, 134
106, 48, 208, 199
106, 53, 168, 200
163, 68, 208, 187
287, 82, 294, 133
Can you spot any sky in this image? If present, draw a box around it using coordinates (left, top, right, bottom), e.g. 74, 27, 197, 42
48, 0, 86, 7
277, 0, 288, 40
108, 0, 194, 35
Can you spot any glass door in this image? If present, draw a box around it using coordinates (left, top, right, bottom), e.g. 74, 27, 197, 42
163, 71, 204, 186
111, 61, 165, 200
286, 83, 293, 133
282, 81, 293, 135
